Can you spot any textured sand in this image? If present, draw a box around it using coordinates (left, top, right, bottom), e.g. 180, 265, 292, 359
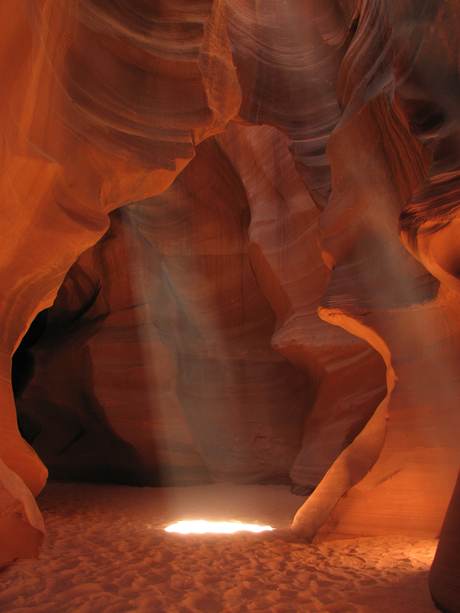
0, 483, 438, 613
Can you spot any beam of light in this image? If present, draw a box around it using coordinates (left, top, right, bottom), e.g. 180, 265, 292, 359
165, 520, 274, 534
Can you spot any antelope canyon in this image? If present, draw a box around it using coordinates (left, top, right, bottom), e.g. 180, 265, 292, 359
1, 1, 460, 612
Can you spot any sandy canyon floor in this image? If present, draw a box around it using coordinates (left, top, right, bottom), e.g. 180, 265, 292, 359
0, 483, 439, 613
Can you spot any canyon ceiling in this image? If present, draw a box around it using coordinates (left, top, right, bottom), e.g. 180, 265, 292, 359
0, 1, 460, 611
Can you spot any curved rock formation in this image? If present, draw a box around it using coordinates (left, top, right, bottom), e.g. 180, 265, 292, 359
0, 0, 240, 565
225, 0, 356, 209
216, 123, 387, 493
0, 458, 45, 569
1, 3, 460, 606
292, 0, 460, 544
430, 471, 460, 613
394, 3, 460, 610
17, 135, 312, 487
18, 123, 387, 495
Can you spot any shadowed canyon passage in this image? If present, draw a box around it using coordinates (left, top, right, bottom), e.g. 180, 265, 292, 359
1, 1, 460, 612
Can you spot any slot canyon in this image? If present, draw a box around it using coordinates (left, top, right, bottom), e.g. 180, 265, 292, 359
0, 1, 460, 612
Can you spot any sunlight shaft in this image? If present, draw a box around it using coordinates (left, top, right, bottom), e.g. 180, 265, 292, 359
165, 520, 273, 534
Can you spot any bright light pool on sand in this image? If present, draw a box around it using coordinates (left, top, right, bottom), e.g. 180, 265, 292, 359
165, 520, 274, 534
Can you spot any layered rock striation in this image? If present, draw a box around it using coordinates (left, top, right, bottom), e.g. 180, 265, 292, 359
0, 0, 239, 564
1, 2, 460, 608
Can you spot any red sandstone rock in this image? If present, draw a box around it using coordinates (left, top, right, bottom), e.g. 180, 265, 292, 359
18, 135, 311, 486
0, 0, 240, 560
216, 123, 387, 492
19, 125, 387, 492
0, 458, 45, 568
430, 471, 460, 613
0, 3, 460, 607
292, 1, 460, 544
225, 0, 357, 209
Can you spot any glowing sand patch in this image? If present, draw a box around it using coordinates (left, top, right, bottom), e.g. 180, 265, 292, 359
165, 520, 274, 534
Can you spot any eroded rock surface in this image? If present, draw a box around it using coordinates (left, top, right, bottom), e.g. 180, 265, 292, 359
0, 458, 45, 569
17, 125, 387, 493
1, 2, 460, 603
0, 0, 239, 565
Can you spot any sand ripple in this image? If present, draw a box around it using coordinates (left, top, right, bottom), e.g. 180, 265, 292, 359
0, 483, 438, 613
